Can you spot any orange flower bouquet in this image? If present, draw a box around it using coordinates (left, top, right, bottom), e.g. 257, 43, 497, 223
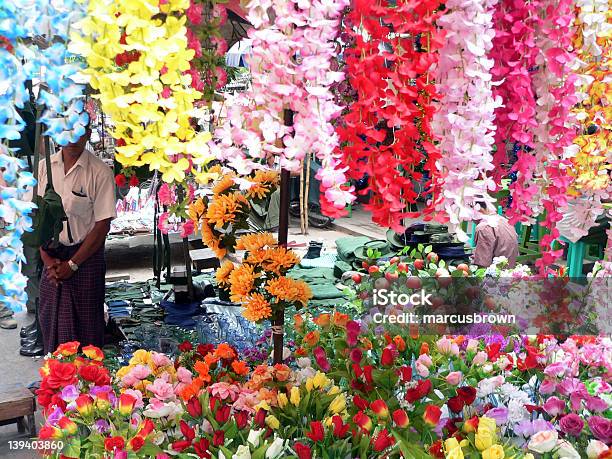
189, 170, 279, 258
215, 233, 312, 323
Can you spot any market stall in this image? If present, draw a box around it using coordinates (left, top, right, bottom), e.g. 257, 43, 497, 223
0, 0, 610, 458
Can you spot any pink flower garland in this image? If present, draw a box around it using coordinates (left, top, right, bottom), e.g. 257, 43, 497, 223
532, 0, 579, 271
211, 0, 354, 215
433, 0, 502, 241
490, 0, 541, 224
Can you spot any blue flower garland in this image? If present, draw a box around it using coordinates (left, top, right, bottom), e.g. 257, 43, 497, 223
0, 0, 88, 311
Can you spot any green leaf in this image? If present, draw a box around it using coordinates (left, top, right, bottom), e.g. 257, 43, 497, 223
62, 438, 81, 458
138, 443, 164, 456
418, 244, 424, 253
424, 245, 432, 254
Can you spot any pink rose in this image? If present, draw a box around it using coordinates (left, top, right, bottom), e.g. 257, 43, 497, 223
466, 339, 479, 352
588, 416, 612, 444
446, 371, 462, 386
559, 414, 584, 437
177, 367, 192, 383
472, 351, 488, 366
131, 365, 152, 380
528, 430, 558, 454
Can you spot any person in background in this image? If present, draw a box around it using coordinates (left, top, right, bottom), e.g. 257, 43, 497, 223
472, 207, 519, 268
37, 125, 116, 354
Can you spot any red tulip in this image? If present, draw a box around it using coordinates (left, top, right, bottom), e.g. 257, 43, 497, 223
363, 365, 373, 384
129, 436, 144, 452
370, 399, 389, 418
255, 408, 266, 427
118, 393, 136, 416
137, 419, 155, 437
187, 396, 202, 418
423, 405, 442, 426
429, 440, 444, 458
75, 394, 93, 416
179, 420, 195, 441
463, 416, 479, 433
212, 430, 224, 446
306, 421, 325, 442
373, 428, 394, 452
57, 417, 77, 435
193, 438, 211, 459
294, 442, 312, 459
331, 415, 350, 437
129, 175, 139, 187
172, 440, 192, 452
353, 411, 372, 432
353, 395, 369, 411
215, 404, 231, 424
392, 409, 409, 428
381, 348, 394, 366
235, 410, 248, 429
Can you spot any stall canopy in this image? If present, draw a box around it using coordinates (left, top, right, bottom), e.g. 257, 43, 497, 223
225, 38, 252, 68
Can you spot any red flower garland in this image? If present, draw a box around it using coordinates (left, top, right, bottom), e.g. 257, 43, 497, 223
336, 0, 445, 231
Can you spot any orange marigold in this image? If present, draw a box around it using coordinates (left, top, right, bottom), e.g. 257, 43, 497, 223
236, 232, 277, 252
212, 173, 236, 196
265, 276, 312, 307
262, 247, 300, 274
206, 193, 247, 227
332, 311, 349, 328
201, 221, 226, 259
214, 343, 236, 360
245, 183, 271, 201
229, 264, 258, 302
231, 360, 249, 376
215, 261, 234, 288
188, 198, 206, 224
243, 293, 272, 322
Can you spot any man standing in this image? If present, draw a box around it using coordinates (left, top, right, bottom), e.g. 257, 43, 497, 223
37, 126, 116, 354
472, 210, 519, 268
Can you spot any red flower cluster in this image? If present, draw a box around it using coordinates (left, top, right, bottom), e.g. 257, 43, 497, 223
336, 0, 445, 230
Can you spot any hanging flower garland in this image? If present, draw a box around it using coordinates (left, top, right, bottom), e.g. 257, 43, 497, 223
433, 0, 502, 241
72, 0, 214, 188
490, 0, 541, 224
531, 0, 579, 272
336, 0, 444, 231
210, 0, 353, 217
185, 0, 229, 98
560, 0, 611, 240
0, 0, 88, 312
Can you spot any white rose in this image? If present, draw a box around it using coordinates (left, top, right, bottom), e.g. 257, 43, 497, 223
265, 437, 285, 459
296, 357, 311, 369
528, 430, 558, 454
555, 440, 580, 459
247, 429, 264, 448
586, 440, 609, 459
233, 445, 252, 459
219, 451, 226, 459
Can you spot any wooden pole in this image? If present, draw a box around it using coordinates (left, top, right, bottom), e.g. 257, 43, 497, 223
272, 109, 293, 364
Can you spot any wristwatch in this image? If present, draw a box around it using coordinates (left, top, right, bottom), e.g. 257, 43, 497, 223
68, 260, 79, 272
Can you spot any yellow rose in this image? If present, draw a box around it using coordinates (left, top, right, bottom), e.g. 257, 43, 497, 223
478, 417, 497, 435
475, 430, 494, 451
277, 393, 288, 409
265, 415, 280, 430
446, 446, 464, 459
482, 445, 505, 459
328, 394, 346, 415
445, 438, 460, 451
290, 387, 301, 406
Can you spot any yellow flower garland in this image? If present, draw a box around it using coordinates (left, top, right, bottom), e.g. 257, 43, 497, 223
71, 0, 213, 184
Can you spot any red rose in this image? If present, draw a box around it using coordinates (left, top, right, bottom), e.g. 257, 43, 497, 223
392, 409, 410, 428
197, 343, 214, 357
46, 361, 78, 390
294, 442, 312, 459
212, 430, 224, 446
115, 174, 127, 187
78, 365, 110, 386
187, 396, 202, 418
306, 421, 325, 442
429, 440, 444, 458
179, 341, 193, 352
445, 418, 459, 435
129, 175, 139, 187
373, 428, 394, 452
235, 410, 248, 429
129, 436, 144, 452
457, 386, 477, 405
353, 411, 372, 432
381, 348, 394, 366
447, 396, 465, 413
363, 365, 373, 384
352, 395, 369, 411
398, 365, 412, 382
370, 399, 389, 418
349, 348, 363, 363
405, 379, 432, 403
104, 436, 125, 451
193, 438, 211, 459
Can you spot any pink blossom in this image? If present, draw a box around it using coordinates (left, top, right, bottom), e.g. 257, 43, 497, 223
157, 212, 171, 235
177, 367, 192, 383
147, 378, 175, 401
151, 352, 171, 368
157, 183, 174, 206
212, 4, 227, 26
161, 87, 172, 99
210, 382, 240, 402
131, 365, 152, 380
446, 371, 462, 386
211, 36, 228, 56
472, 351, 488, 366
539, 379, 557, 395
186, 0, 203, 25
232, 389, 259, 413
543, 396, 566, 416
179, 220, 195, 238
215, 67, 227, 89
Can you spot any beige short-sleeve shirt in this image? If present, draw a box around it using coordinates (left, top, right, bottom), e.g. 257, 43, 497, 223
37, 150, 117, 245
473, 216, 519, 268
